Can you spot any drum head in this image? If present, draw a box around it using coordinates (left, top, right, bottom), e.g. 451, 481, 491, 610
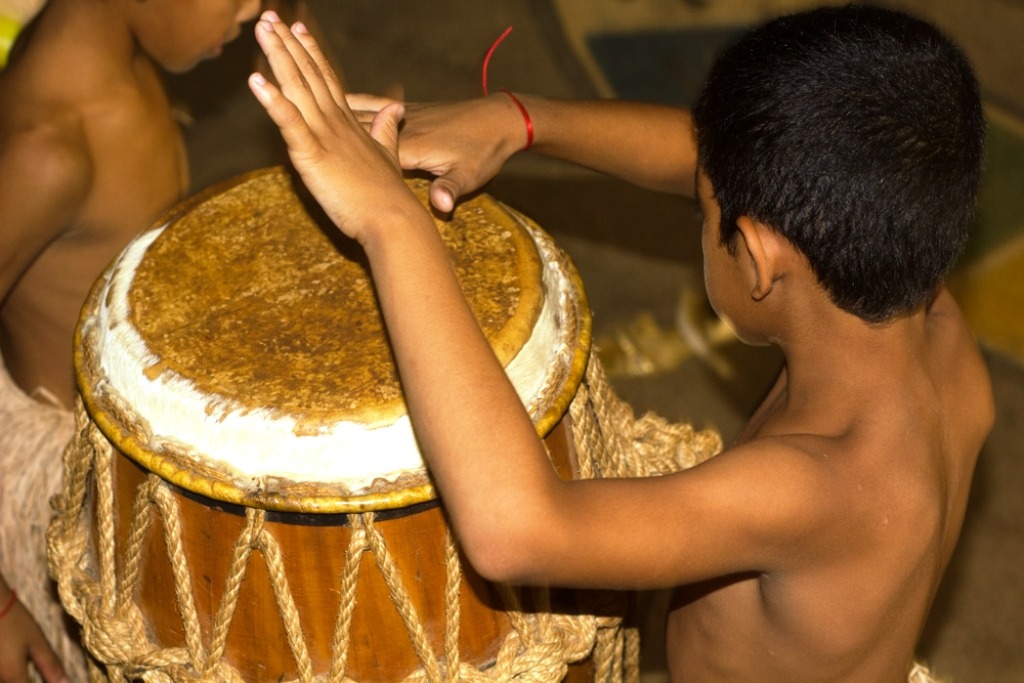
75, 167, 590, 512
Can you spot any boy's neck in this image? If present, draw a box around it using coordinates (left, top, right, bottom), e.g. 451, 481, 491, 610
742, 243, 935, 412
38, 0, 143, 70
775, 301, 930, 410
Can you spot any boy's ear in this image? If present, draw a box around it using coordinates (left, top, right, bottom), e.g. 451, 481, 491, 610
735, 215, 779, 301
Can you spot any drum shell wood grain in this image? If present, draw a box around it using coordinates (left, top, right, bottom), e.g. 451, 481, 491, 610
103, 418, 589, 682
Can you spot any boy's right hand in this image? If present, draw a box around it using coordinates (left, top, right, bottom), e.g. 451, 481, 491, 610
248, 12, 414, 246
347, 94, 529, 214
0, 595, 68, 683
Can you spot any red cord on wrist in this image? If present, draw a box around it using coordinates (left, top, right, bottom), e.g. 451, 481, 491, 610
500, 89, 534, 151
481, 26, 513, 97
0, 590, 17, 619
481, 27, 533, 151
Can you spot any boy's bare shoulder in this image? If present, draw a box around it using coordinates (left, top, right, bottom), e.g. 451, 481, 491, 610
702, 292, 991, 570
1, 37, 99, 221
1, 110, 92, 186
636, 427, 879, 586
0, 113, 93, 243
0, 120, 92, 300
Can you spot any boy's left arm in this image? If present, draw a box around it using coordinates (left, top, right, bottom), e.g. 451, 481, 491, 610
346, 94, 699, 214
248, 14, 840, 590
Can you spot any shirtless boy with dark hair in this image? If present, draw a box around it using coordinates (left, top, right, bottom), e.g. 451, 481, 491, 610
249, 4, 993, 680
0, 1, 260, 680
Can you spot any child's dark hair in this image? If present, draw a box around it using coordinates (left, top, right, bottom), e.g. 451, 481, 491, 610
692, 4, 985, 322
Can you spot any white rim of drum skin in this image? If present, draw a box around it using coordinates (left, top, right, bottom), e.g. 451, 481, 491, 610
75, 190, 590, 514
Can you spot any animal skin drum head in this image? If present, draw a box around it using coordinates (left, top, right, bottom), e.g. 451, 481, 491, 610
74, 167, 591, 513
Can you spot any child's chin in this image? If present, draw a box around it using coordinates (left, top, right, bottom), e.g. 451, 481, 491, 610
166, 50, 218, 74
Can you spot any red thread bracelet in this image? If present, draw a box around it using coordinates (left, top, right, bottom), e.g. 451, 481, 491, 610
501, 89, 534, 151
0, 590, 17, 619
481, 26, 512, 97
481, 27, 534, 151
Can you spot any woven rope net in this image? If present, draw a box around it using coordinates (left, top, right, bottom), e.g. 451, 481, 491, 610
47, 355, 721, 683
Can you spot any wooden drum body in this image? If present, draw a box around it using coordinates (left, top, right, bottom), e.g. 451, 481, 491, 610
48, 168, 630, 682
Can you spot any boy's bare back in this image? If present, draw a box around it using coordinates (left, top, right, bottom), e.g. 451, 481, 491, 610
664, 272, 993, 680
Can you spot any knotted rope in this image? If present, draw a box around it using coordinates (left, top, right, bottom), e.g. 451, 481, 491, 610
47, 353, 720, 682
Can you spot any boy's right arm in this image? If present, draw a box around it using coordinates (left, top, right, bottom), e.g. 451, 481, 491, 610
349, 93, 698, 213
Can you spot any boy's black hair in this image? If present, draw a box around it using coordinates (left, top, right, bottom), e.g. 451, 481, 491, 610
692, 4, 985, 322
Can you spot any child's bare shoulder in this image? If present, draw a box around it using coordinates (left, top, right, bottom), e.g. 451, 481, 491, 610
0, 113, 92, 256
1, 107, 91, 182
2, 15, 129, 126
670, 431, 873, 571
1, 27, 100, 175
0, 111, 92, 239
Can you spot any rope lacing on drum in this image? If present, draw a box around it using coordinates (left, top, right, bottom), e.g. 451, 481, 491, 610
47, 353, 721, 682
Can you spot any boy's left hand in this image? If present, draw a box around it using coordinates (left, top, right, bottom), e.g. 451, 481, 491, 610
248, 12, 418, 245
346, 94, 527, 215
